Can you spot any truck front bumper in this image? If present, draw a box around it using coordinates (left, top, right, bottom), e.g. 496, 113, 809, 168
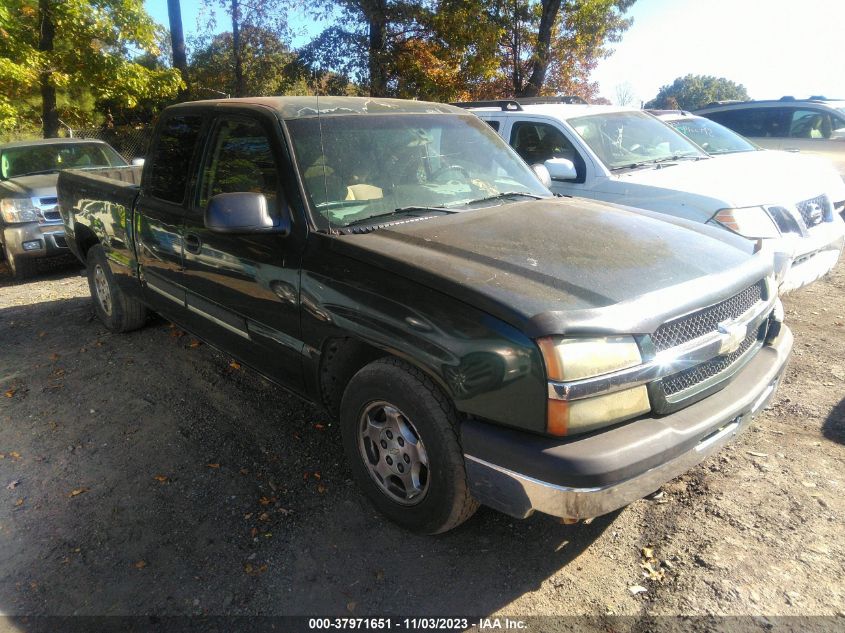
2, 222, 69, 260
462, 326, 793, 521
773, 220, 844, 294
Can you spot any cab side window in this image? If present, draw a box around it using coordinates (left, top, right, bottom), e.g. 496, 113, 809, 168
198, 117, 280, 209
510, 121, 586, 182
707, 108, 789, 138
147, 115, 203, 203
789, 109, 836, 139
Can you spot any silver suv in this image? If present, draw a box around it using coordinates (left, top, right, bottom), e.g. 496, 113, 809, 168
0, 138, 127, 278
696, 97, 845, 176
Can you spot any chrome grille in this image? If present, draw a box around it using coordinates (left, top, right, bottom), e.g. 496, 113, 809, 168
796, 194, 828, 228
662, 330, 758, 396
650, 281, 764, 352
35, 196, 61, 224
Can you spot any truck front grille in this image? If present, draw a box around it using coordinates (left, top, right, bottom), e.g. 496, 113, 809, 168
36, 196, 61, 223
661, 330, 759, 396
796, 194, 828, 228
651, 281, 764, 352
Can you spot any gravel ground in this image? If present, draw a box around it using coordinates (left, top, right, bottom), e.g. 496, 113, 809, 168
0, 255, 843, 629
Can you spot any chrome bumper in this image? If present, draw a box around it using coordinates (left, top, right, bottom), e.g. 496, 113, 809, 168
464, 327, 793, 521
2, 222, 68, 259
774, 220, 845, 294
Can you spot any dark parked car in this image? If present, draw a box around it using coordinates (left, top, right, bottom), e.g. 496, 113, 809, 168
0, 138, 127, 278
59, 97, 791, 533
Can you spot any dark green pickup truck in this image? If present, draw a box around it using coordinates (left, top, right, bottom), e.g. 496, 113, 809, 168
59, 97, 792, 534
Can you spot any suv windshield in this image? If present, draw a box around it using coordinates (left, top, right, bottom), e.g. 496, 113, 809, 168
567, 111, 706, 170
0, 142, 126, 179
667, 117, 758, 155
285, 113, 550, 228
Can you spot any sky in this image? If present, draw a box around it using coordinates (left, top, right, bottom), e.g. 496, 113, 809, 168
144, 0, 845, 104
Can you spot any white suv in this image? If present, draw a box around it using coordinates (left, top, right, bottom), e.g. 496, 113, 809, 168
458, 98, 845, 293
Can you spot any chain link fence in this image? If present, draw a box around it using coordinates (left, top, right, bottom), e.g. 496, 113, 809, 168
71, 125, 154, 161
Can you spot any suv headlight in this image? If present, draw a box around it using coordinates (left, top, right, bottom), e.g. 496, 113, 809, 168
711, 207, 780, 239
1, 198, 39, 224
537, 335, 651, 436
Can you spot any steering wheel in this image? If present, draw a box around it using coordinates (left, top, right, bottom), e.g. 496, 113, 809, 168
429, 164, 470, 183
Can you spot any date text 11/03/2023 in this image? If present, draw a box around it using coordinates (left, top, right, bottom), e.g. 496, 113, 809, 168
307, 618, 528, 630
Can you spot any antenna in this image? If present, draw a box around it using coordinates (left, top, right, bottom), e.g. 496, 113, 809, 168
314, 67, 334, 233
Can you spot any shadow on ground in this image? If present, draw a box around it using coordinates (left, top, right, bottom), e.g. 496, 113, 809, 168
0, 292, 615, 622
822, 396, 845, 446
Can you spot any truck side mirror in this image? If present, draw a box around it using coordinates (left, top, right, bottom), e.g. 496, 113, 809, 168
545, 158, 578, 181
205, 192, 291, 236
131, 158, 145, 167
531, 164, 552, 188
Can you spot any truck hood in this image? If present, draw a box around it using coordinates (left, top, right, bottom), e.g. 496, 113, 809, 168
615, 153, 836, 208
335, 198, 772, 337
0, 173, 59, 199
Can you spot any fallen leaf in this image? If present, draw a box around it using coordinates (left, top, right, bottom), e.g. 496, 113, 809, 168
134, 560, 147, 569
559, 517, 578, 525
170, 330, 184, 338
313, 472, 321, 480
629, 585, 648, 595
38, 331, 47, 338
746, 451, 768, 458
68, 488, 89, 497
6, 480, 20, 490
49, 353, 60, 361
243, 513, 253, 520
14, 498, 24, 507
642, 547, 654, 559
188, 339, 202, 349
316, 483, 327, 494
258, 496, 271, 506
153, 475, 168, 483
250, 527, 259, 538
9, 452, 21, 460
3, 389, 15, 398
347, 601, 357, 613
258, 512, 270, 522
313, 423, 325, 431
229, 360, 241, 370
239, 468, 249, 475
207, 463, 220, 469
641, 561, 665, 583
244, 563, 254, 574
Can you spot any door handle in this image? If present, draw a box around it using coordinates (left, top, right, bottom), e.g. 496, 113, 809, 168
184, 233, 202, 254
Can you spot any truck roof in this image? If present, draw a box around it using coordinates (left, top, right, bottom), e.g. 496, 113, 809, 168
458, 102, 639, 120
166, 96, 465, 120
0, 137, 113, 150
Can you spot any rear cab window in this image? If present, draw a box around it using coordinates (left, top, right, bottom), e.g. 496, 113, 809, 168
146, 115, 204, 204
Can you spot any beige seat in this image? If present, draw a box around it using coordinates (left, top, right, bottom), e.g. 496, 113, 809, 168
345, 184, 383, 200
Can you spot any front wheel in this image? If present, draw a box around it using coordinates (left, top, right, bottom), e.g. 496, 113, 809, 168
86, 245, 147, 332
340, 357, 479, 534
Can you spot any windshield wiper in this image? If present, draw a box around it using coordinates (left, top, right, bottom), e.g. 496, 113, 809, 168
344, 206, 454, 227
455, 191, 543, 207
610, 154, 703, 172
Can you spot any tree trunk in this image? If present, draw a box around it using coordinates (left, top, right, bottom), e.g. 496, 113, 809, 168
167, 0, 190, 98
367, 2, 388, 97
231, 0, 245, 97
519, 0, 560, 97
39, 0, 59, 138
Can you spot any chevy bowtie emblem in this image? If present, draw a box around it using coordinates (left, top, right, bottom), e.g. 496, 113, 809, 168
806, 202, 823, 225
718, 320, 747, 355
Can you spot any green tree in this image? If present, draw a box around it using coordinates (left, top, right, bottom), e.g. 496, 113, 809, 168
0, 0, 182, 137
645, 74, 749, 111
189, 26, 302, 98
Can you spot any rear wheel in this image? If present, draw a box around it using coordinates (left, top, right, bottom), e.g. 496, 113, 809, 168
5, 250, 38, 280
340, 357, 479, 534
86, 245, 147, 332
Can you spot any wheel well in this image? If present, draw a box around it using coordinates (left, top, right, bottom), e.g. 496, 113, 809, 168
74, 224, 100, 260
319, 337, 389, 419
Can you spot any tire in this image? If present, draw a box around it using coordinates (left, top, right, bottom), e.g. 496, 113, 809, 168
6, 250, 38, 280
340, 357, 479, 534
86, 245, 147, 333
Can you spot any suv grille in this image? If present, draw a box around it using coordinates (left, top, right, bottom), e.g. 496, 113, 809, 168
661, 330, 758, 396
796, 194, 828, 228
650, 281, 764, 353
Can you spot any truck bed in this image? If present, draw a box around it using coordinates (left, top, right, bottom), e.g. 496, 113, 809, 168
58, 165, 144, 269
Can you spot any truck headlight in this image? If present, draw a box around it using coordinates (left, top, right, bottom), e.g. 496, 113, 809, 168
0, 198, 39, 224
537, 336, 651, 436
711, 207, 780, 239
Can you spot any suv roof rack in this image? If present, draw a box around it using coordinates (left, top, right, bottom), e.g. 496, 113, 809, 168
451, 100, 523, 111
451, 95, 589, 111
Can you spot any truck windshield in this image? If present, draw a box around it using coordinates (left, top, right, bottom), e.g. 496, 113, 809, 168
0, 142, 127, 180
667, 117, 758, 155
567, 111, 706, 171
285, 113, 550, 228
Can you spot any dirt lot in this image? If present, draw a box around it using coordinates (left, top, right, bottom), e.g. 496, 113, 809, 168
0, 255, 843, 629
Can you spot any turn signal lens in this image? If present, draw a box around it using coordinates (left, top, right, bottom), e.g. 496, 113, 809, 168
547, 386, 650, 436
712, 207, 780, 239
